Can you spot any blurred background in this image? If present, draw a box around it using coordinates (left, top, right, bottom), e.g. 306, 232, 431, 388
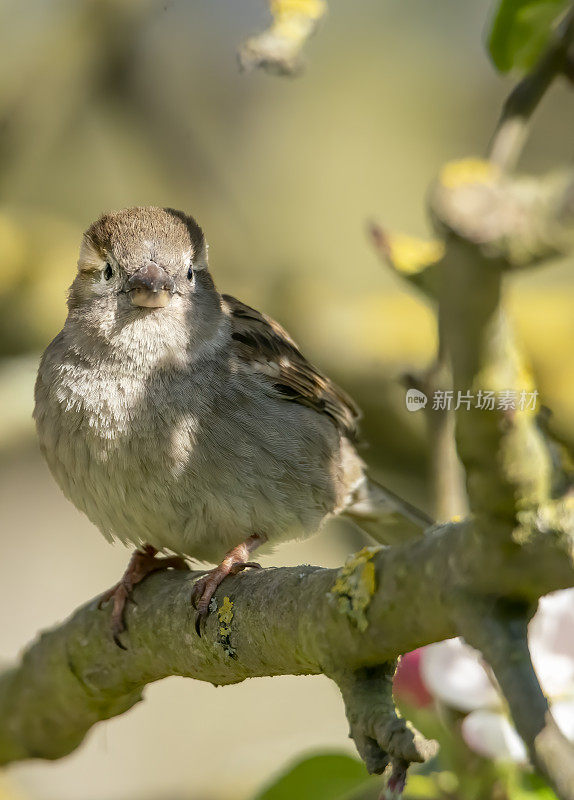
1, 0, 573, 798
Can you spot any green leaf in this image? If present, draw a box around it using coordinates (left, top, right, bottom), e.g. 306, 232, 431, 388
488, 0, 569, 72
252, 752, 375, 800
508, 769, 559, 800
403, 773, 442, 799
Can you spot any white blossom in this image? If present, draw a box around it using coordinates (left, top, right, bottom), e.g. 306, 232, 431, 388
420, 589, 574, 762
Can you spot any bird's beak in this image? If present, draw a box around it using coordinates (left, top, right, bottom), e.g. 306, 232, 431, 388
126, 262, 176, 309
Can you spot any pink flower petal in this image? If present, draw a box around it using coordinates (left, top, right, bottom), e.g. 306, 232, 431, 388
421, 639, 499, 712
394, 649, 433, 708
552, 700, 574, 742
462, 710, 527, 763
530, 589, 574, 697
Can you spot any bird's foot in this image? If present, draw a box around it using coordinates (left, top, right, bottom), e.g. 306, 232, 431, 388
98, 545, 189, 649
191, 535, 263, 636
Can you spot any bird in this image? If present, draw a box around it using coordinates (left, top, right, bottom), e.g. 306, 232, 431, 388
34, 206, 432, 645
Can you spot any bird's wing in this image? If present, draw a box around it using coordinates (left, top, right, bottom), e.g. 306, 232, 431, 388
221, 294, 361, 440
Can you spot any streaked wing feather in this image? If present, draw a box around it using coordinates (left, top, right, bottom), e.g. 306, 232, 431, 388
222, 294, 360, 439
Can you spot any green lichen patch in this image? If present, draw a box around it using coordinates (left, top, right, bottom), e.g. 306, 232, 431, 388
218, 596, 234, 634
217, 597, 237, 658
329, 547, 380, 632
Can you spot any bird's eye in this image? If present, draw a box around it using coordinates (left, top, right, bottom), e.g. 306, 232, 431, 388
187, 265, 193, 281
103, 263, 113, 281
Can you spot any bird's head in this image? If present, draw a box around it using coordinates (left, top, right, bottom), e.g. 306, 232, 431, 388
67, 207, 223, 355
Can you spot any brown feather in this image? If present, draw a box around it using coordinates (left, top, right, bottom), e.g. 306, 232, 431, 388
222, 295, 360, 440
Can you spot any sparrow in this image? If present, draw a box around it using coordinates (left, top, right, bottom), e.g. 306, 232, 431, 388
34, 206, 431, 644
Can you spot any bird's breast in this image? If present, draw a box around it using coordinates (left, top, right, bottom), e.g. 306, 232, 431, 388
36, 355, 355, 560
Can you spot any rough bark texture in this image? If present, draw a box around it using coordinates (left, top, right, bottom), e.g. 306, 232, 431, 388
0, 508, 572, 779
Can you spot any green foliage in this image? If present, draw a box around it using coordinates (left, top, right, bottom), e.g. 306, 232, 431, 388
252, 753, 376, 800
488, 0, 569, 71
402, 773, 445, 798
508, 771, 559, 800
251, 747, 559, 800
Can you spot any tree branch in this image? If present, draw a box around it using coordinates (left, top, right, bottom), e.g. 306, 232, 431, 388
237, 0, 326, 76
427, 126, 574, 800
459, 602, 574, 800
0, 510, 572, 771
489, 4, 574, 171
368, 222, 469, 522
431, 162, 563, 524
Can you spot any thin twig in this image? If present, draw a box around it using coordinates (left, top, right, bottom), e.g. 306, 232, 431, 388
459, 603, 574, 800
489, 4, 574, 171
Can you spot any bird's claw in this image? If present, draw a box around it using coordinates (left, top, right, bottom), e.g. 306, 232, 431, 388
194, 608, 208, 637
99, 548, 190, 649
190, 574, 215, 637
99, 580, 132, 649
191, 561, 262, 637
97, 583, 118, 610
113, 631, 128, 651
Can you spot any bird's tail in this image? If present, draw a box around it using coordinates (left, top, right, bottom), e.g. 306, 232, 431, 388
343, 476, 434, 546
